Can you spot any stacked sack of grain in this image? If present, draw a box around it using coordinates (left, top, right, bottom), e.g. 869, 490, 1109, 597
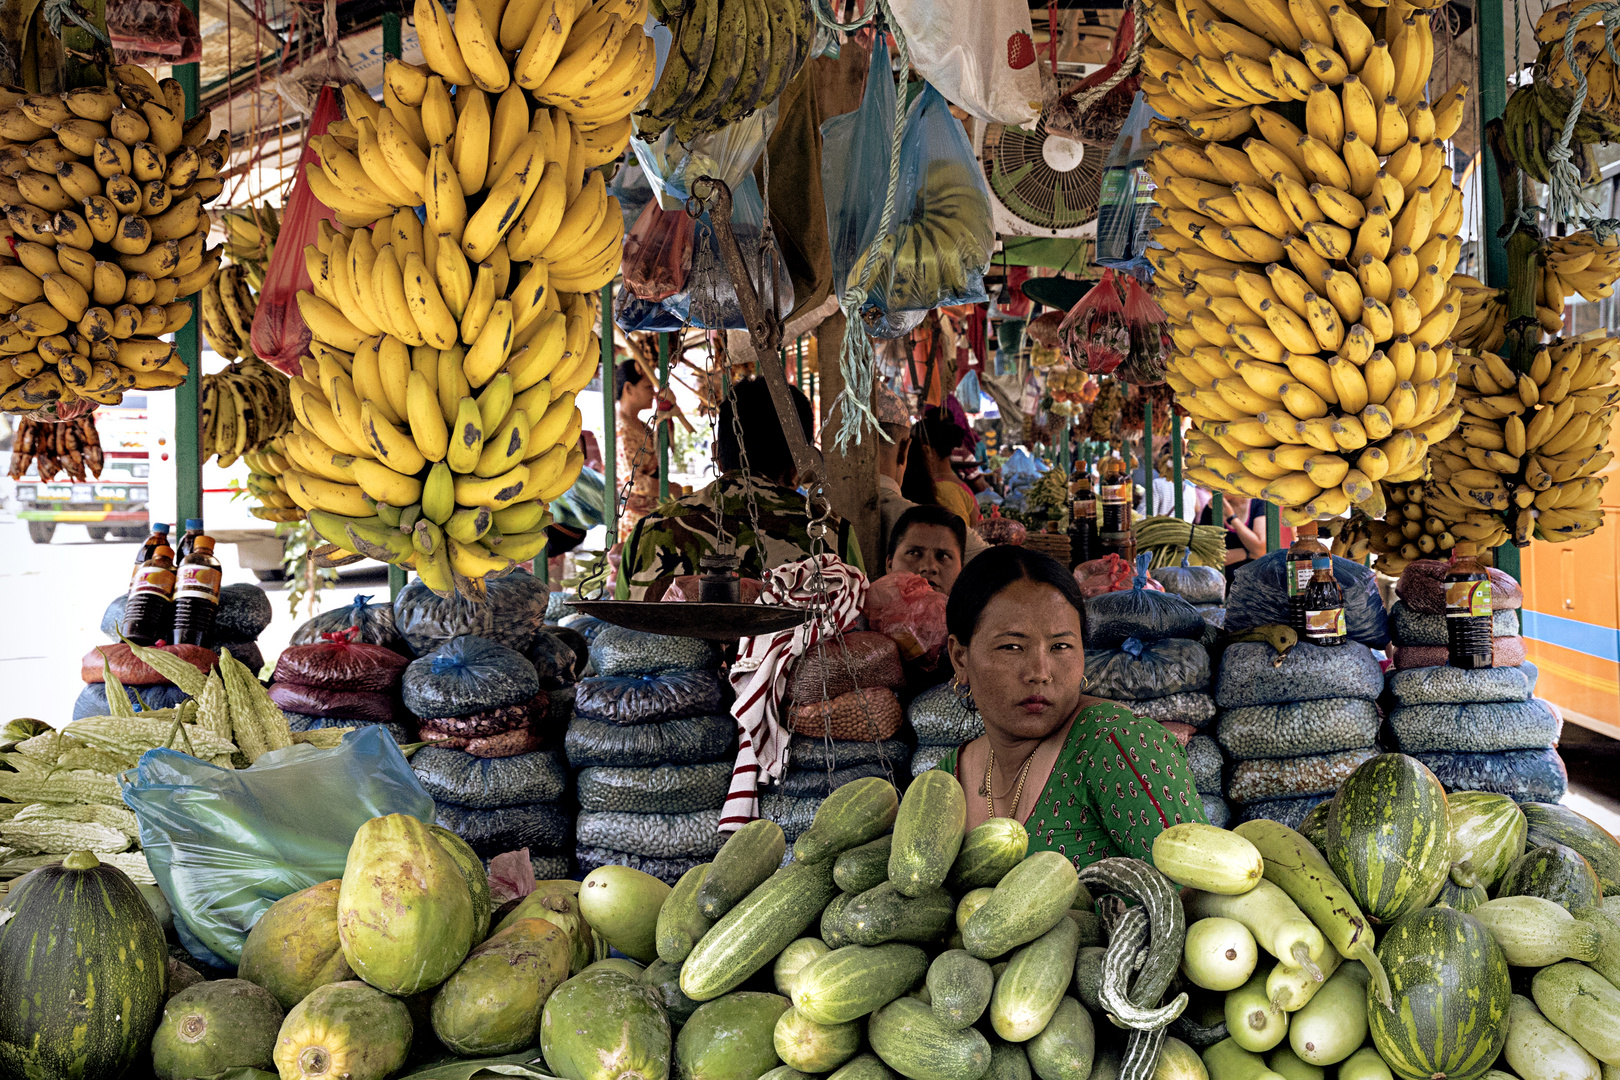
269, 629, 412, 743
290, 593, 406, 652
1383, 561, 1566, 802
78, 643, 217, 717
1108, 552, 1224, 745
762, 631, 911, 847
403, 635, 572, 870
908, 682, 983, 776
570, 626, 733, 884
393, 573, 553, 658
81, 583, 273, 718
864, 572, 950, 693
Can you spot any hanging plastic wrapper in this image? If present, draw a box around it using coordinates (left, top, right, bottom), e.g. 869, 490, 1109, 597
1114, 274, 1169, 386
1093, 92, 1159, 274
109, 0, 201, 64
884, 0, 1044, 126
824, 35, 898, 302
249, 85, 343, 376
622, 200, 696, 302
956, 368, 984, 413
1058, 270, 1130, 375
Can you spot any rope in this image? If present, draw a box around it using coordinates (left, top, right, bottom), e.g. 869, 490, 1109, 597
1545, 2, 1620, 225
1062, 0, 1147, 115
42, 0, 111, 46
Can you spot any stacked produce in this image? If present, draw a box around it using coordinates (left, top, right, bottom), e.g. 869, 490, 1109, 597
0, 68, 231, 413
220, 200, 281, 289
572, 626, 734, 883
1144, 0, 1471, 521
908, 681, 983, 777
84, 580, 273, 717
864, 573, 950, 689
290, 0, 656, 595
270, 628, 414, 744
766, 630, 913, 845
1383, 561, 1569, 802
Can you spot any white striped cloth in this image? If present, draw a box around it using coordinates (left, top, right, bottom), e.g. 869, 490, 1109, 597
720, 555, 868, 832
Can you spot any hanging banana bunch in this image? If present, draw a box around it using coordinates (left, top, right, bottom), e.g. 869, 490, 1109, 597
1143, 0, 1470, 526
242, 437, 304, 523
0, 67, 229, 414
220, 202, 281, 291
287, 0, 646, 597
1335, 480, 1454, 575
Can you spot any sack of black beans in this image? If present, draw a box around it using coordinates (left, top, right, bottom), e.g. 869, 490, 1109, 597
573, 670, 727, 725
434, 800, 573, 857
1216, 698, 1382, 760
402, 635, 540, 719
1227, 550, 1390, 648
589, 626, 720, 677
907, 683, 983, 747
789, 736, 910, 771
1114, 692, 1217, 728
1389, 599, 1519, 646
529, 629, 585, 688
1085, 554, 1207, 648
779, 762, 895, 799
1227, 747, 1381, 804
1235, 794, 1329, 830
1389, 699, 1563, 754
411, 747, 569, 809
575, 809, 727, 858
1386, 663, 1538, 706
564, 714, 736, 768
575, 847, 706, 886
1216, 641, 1384, 708
575, 762, 733, 814
290, 593, 408, 654
1414, 748, 1568, 803
1086, 637, 1211, 700
1184, 735, 1225, 794
910, 745, 954, 777
394, 574, 551, 656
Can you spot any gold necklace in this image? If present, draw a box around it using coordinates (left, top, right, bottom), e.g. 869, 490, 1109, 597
985, 747, 1035, 820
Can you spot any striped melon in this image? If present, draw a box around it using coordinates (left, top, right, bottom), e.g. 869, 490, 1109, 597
1367, 907, 1510, 1080
1323, 754, 1450, 924
1446, 792, 1526, 890
1522, 802, 1620, 895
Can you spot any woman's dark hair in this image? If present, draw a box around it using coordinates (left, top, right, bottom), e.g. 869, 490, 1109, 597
901, 411, 968, 504
717, 376, 813, 482
945, 546, 1088, 646
887, 504, 968, 562
614, 359, 646, 401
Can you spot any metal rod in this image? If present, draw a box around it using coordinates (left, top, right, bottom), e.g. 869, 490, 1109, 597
796, 336, 804, 386
1171, 417, 1183, 520
602, 282, 617, 541
1142, 395, 1153, 515
658, 332, 670, 502
1265, 502, 1280, 552
175, 1, 202, 526
1478, 0, 1509, 289
1059, 422, 1070, 477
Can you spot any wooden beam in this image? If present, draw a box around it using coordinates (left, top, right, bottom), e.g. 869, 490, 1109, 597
815, 311, 880, 572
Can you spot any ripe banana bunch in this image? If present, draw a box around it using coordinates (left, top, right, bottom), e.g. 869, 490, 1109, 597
286, 214, 594, 597
221, 201, 280, 291
1535, 3, 1620, 134
201, 356, 293, 468
1499, 82, 1606, 186
0, 66, 229, 414
1348, 479, 1457, 574
1144, 0, 1472, 521
1542, 230, 1620, 305
639, 0, 815, 143
243, 438, 304, 523
1450, 274, 1507, 353
844, 160, 995, 310
199, 263, 259, 361
1436, 336, 1620, 545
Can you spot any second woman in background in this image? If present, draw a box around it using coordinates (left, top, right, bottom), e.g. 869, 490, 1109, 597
903, 404, 981, 528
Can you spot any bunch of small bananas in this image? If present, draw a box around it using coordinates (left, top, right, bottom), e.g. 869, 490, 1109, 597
1499, 81, 1607, 186
1046, 367, 1089, 416
0, 67, 230, 413
199, 263, 258, 361
1450, 274, 1508, 353
1429, 337, 1619, 545
1143, 0, 1472, 523
1341, 480, 1457, 574
241, 438, 303, 524
1543, 230, 1620, 304
640, 0, 815, 143
201, 357, 292, 468
1535, 2, 1620, 134
220, 202, 280, 292
845, 160, 995, 311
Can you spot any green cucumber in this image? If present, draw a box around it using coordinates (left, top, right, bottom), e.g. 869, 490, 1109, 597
835, 835, 893, 894
956, 888, 995, 932
795, 777, 900, 864
681, 858, 839, 1002
1182, 917, 1259, 992
657, 864, 715, 964
927, 950, 994, 1030
774, 938, 830, 999
889, 772, 967, 897
792, 943, 930, 1025
1265, 1045, 1323, 1080
1336, 1047, 1393, 1080
963, 852, 1081, 960
1287, 961, 1368, 1066
1155, 1038, 1210, 1080
832, 1052, 902, 1080
775, 1006, 862, 1073
868, 996, 992, 1080
822, 892, 857, 948
1202, 1037, 1289, 1080
1025, 996, 1094, 1080
761, 1068, 815, 1080
1154, 823, 1266, 895
1232, 819, 1391, 1010
845, 882, 956, 946
1470, 896, 1606, 968
1504, 993, 1601, 1080
1072, 947, 1106, 1013
987, 1040, 1033, 1080
1184, 880, 1331, 982
989, 915, 1081, 1042
700, 820, 786, 920
1530, 962, 1620, 1064
1225, 968, 1288, 1053
946, 819, 1029, 891
1267, 950, 1341, 1013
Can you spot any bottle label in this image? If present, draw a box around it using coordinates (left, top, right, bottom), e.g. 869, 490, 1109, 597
1446, 580, 1492, 617
175, 564, 222, 603
130, 563, 174, 598
1099, 482, 1129, 505
1073, 499, 1096, 519
1305, 607, 1346, 639
1287, 559, 1314, 598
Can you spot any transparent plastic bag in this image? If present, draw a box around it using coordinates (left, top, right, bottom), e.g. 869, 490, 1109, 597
886, 0, 1043, 125
1059, 270, 1130, 375
671, 174, 795, 329
249, 85, 343, 376
1094, 92, 1159, 272
823, 35, 898, 302
623, 201, 694, 302
956, 368, 984, 413
122, 726, 434, 967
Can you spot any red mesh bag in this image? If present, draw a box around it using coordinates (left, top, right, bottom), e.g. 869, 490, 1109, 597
1058, 270, 1130, 375
976, 506, 1026, 546
1394, 637, 1528, 670
662, 576, 767, 603
622, 201, 695, 302
267, 682, 394, 722
787, 631, 906, 703
865, 573, 949, 663
271, 629, 411, 692
250, 85, 343, 375
1074, 553, 1162, 598
82, 644, 217, 686
1395, 559, 1524, 614
787, 688, 905, 740
109, 0, 201, 64
1116, 275, 1170, 386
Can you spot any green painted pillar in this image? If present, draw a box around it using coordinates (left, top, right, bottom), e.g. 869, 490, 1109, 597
1211, 492, 1222, 525
796, 336, 804, 386
1142, 397, 1153, 516
658, 332, 670, 501
382, 12, 401, 59
1265, 503, 1280, 552
1171, 418, 1183, 519
1059, 423, 1070, 477
174, 0, 202, 525
602, 282, 617, 540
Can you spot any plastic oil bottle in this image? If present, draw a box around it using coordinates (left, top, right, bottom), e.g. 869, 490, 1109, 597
1098, 455, 1132, 551
1285, 521, 1328, 636
175, 517, 205, 561
1445, 547, 1494, 669
172, 535, 223, 647
1069, 462, 1097, 568
1303, 555, 1347, 647
132, 522, 169, 582
124, 543, 177, 646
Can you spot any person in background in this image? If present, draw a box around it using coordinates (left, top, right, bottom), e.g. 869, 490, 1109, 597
614, 360, 674, 544
903, 403, 981, 528
618, 377, 863, 599
1198, 495, 1266, 582
875, 381, 915, 562
887, 505, 967, 594
938, 546, 1207, 867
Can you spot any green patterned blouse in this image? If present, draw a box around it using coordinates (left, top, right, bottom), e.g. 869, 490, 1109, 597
939, 701, 1208, 870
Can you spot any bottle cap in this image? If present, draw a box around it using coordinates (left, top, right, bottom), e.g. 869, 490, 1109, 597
1312, 555, 1331, 569
193, 536, 216, 553
185, 519, 203, 529
153, 545, 173, 559
153, 522, 168, 533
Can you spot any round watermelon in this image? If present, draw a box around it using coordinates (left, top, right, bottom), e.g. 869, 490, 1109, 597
1324, 754, 1451, 923
1446, 792, 1527, 890
1368, 907, 1510, 1080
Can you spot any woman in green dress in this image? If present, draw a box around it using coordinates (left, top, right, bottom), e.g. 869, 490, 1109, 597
939, 546, 1207, 870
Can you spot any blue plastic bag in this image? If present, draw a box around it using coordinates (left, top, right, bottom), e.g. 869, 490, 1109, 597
123, 726, 434, 968
956, 369, 983, 413
822, 34, 897, 302
1094, 92, 1161, 274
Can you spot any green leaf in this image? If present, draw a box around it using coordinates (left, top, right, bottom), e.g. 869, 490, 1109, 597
98, 647, 136, 718
391, 1051, 555, 1080
120, 637, 209, 698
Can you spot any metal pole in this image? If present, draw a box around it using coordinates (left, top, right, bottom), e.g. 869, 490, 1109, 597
382, 11, 408, 598
174, 2, 202, 527
1142, 396, 1152, 516
602, 282, 617, 540
1059, 423, 1070, 477
1265, 502, 1280, 552
1171, 417, 1183, 520
658, 332, 670, 502
796, 336, 804, 386
1478, 0, 1509, 289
